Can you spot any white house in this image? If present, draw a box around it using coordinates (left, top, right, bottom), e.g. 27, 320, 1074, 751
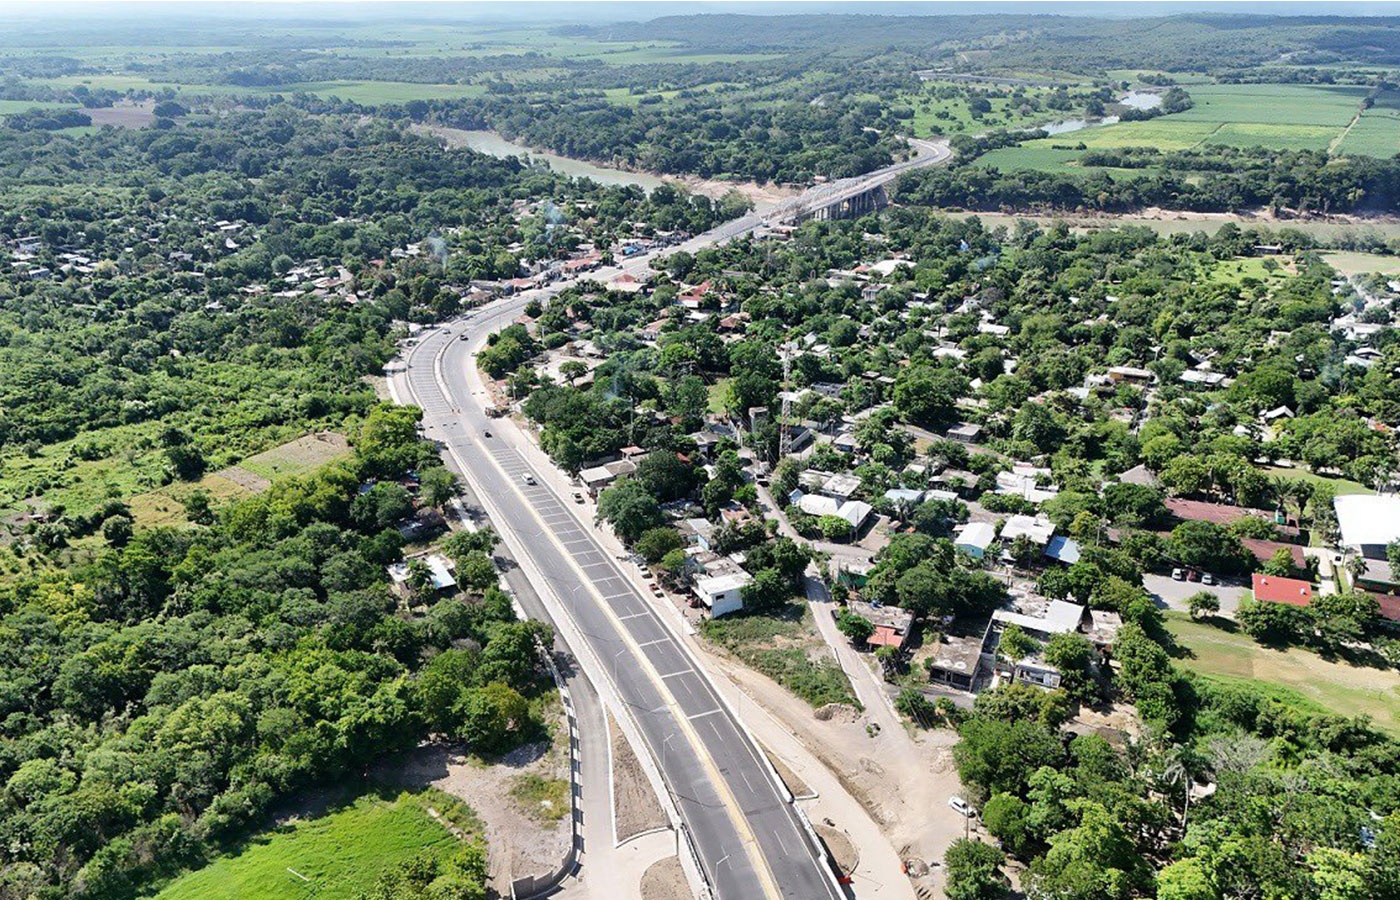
693, 572, 751, 617
955, 522, 997, 558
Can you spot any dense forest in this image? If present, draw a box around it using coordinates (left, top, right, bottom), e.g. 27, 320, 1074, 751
0, 105, 733, 899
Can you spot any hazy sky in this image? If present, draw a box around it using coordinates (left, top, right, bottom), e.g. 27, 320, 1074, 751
8, 0, 1400, 18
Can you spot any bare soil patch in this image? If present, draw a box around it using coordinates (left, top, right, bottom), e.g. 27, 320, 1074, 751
610, 711, 668, 842
640, 855, 689, 900
694, 644, 968, 900
88, 101, 155, 128
815, 823, 858, 877
376, 737, 571, 896
763, 745, 813, 799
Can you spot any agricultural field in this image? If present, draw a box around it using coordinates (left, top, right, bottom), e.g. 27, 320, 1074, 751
1321, 249, 1400, 277
153, 791, 476, 900
1166, 613, 1400, 734
32, 75, 490, 103
979, 82, 1388, 175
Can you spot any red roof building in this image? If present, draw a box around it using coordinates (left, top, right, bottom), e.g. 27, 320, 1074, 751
1252, 573, 1313, 608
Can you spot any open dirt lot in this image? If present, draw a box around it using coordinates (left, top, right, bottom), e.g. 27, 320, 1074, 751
377, 738, 572, 894
694, 643, 970, 898
609, 711, 668, 843
640, 856, 689, 900
87, 101, 156, 128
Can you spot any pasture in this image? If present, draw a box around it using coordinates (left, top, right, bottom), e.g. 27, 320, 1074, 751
153, 791, 472, 900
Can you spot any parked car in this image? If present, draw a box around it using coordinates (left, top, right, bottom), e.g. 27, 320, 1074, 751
521, 473, 536, 486
572, 491, 585, 504
1172, 568, 1185, 581
948, 797, 975, 818
1187, 569, 1201, 582
1201, 572, 1215, 586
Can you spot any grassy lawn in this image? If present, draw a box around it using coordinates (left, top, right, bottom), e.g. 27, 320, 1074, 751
153, 790, 475, 900
1166, 612, 1400, 733
0, 99, 79, 113
700, 599, 857, 709
1321, 250, 1400, 278
1261, 465, 1375, 497
1206, 256, 1293, 287
707, 377, 732, 415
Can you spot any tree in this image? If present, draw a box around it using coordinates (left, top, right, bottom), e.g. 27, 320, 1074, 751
895, 687, 937, 725
1171, 520, 1250, 575
944, 839, 1009, 900
894, 367, 962, 429
456, 682, 530, 754
1156, 859, 1219, 900
182, 489, 215, 525
1262, 546, 1296, 577
420, 467, 461, 511
953, 715, 1064, 800
1027, 801, 1149, 900
359, 404, 425, 477
635, 527, 684, 563
1044, 632, 1097, 703
997, 624, 1039, 661
836, 609, 875, 644
1186, 590, 1220, 619
559, 360, 588, 385
634, 452, 697, 502
456, 551, 498, 593
101, 515, 133, 547
596, 479, 662, 544
818, 514, 853, 542
983, 793, 1033, 857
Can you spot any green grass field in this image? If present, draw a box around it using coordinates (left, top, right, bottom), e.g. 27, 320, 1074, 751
1166, 613, 1400, 733
0, 99, 79, 113
1205, 256, 1293, 286
1261, 465, 1376, 496
980, 82, 1384, 174
153, 791, 472, 900
1321, 250, 1400, 276
32, 74, 488, 104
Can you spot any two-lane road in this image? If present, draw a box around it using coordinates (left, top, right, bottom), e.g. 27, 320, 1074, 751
390, 139, 954, 898
395, 305, 843, 900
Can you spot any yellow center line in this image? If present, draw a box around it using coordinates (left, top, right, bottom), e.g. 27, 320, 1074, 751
423, 322, 784, 900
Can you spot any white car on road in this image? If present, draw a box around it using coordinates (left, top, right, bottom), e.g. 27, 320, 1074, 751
948, 797, 975, 818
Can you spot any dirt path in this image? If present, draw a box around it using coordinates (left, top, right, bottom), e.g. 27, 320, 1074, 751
691, 641, 968, 897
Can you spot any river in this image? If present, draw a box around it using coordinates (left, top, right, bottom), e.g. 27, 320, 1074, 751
420, 125, 796, 212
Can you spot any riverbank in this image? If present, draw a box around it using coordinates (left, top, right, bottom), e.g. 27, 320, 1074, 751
417, 124, 798, 212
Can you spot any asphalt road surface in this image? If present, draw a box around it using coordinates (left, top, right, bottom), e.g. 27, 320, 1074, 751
396, 306, 843, 900
389, 141, 954, 899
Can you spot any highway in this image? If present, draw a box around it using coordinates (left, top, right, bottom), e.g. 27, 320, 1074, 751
390, 138, 953, 900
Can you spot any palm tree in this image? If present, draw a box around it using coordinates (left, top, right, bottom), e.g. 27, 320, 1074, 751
1159, 743, 1207, 829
